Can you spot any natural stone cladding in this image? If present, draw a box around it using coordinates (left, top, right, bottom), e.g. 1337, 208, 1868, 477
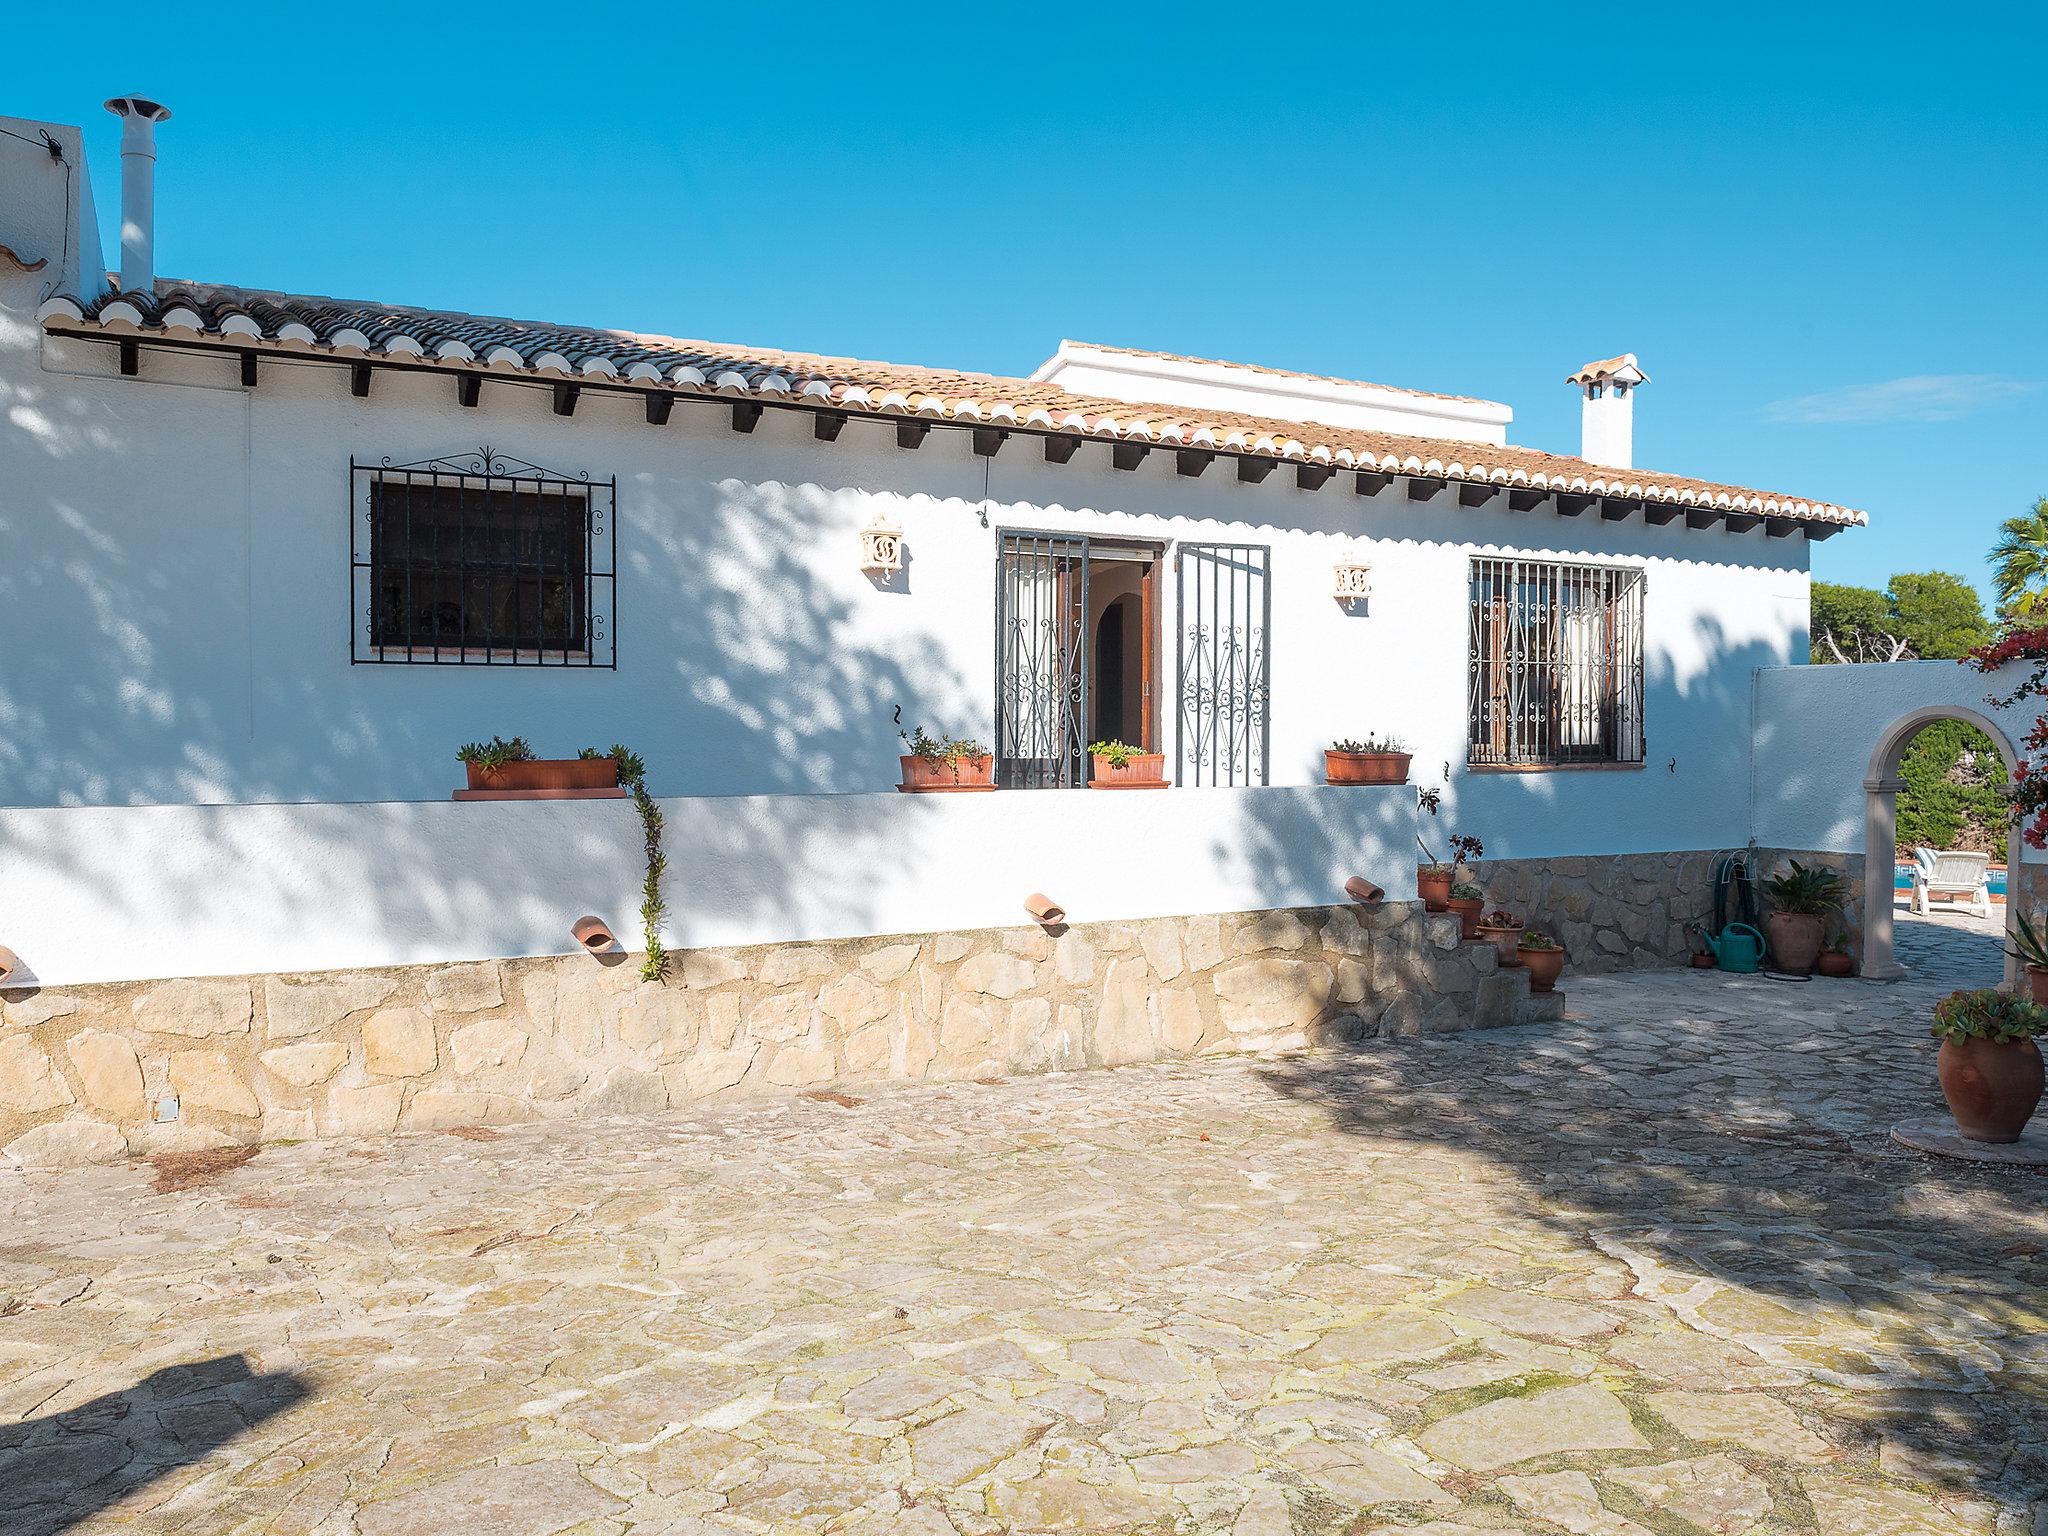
1474, 847, 1864, 973
0, 902, 1533, 1169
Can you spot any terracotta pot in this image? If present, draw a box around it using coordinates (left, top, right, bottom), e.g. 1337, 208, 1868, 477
1689, 952, 1718, 969
0, 944, 18, 984
1089, 752, 1168, 789
571, 915, 617, 952
1817, 951, 1854, 978
466, 756, 616, 793
1446, 896, 1483, 941
2027, 965, 2048, 1007
1937, 1034, 2045, 1143
1416, 868, 1452, 912
1517, 945, 1566, 993
1324, 750, 1412, 786
1477, 925, 1523, 966
898, 753, 996, 793
1764, 910, 1826, 975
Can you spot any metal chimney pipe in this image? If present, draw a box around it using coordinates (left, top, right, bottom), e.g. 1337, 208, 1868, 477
103, 95, 171, 296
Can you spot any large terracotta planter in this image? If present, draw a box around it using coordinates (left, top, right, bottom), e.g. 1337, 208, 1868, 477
1764, 911, 1826, 975
1090, 752, 1168, 789
1938, 1035, 2045, 1143
1478, 924, 1522, 966
1324, 750, 1412, 786
2026, 965, 2048, 1007
1817, 951, 1855, 978
1518, 945, 1566, 993
1446, 896, 1483, 941
466, 756, 615, 793
1416, 867, 1452, 913
898, 753, 996, 793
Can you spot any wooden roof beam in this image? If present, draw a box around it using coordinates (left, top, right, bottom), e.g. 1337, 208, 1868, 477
552, 382, 580, 418
1297, 463, 1334, 491
1685, 507, 1720, 530
644, 393, 672, 425
1805, 523, 1842, 541
972, 426, 1007, 457
1354, 470, 1392, 496
730, 400, 763, 433
1764, 516, 1797, 538
1599, 498, 1638, 522
349, 362, 371, 398
1643, 502, 1679, 526
1457, 482, 1498, 508
1112, 441, 1149, 471
1723, 512, 1762, 534
1556, 492, 1595, 516
1507, 488, 1545, 512
1236, 457, 1276, 484
1043, 434, 1078, 464
458, 373, 482, 408
1175, 449, 1212, 477
1407, 477, 1444, 502
813, 411, 846, 442
897, 419, 930, 450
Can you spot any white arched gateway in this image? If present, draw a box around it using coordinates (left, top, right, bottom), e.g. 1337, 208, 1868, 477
1754, 660, 2038, 984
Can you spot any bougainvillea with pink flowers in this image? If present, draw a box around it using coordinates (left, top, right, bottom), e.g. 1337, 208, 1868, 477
1965, 630, 2048, 847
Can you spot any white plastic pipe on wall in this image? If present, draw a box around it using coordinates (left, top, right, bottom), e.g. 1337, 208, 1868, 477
103, 95, 170, 295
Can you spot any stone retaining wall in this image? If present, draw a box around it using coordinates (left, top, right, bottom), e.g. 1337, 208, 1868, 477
0, 901, 1525, 1169
1475, 847, 1867, 972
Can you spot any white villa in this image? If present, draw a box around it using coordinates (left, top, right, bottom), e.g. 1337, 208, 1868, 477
0, 97, 2030, 1166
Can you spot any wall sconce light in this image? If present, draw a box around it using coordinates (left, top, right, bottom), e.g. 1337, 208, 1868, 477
1333, 562, 1372, 603
0, 945, 18, 984
1024, 893, 1066, 926
859, 515, 904, 574
571, 916, 618, 953
1343, 877, 1385, 904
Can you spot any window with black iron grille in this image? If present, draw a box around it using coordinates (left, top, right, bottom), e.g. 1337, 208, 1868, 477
348, 449, 616, 666
1467, 557, 1644, 767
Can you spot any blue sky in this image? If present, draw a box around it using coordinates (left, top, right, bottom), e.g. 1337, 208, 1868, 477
8, 4, 2044, 606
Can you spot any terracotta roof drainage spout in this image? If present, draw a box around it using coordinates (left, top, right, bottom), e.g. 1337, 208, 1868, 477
1024, 893, 1066, 926
103, 94, 171, 295
1343, 877, 1386, 904
571, 915, 618, 953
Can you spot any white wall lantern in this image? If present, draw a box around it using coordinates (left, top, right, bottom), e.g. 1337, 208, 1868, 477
1332, 560, 1372, 602
859, 515, 904, 574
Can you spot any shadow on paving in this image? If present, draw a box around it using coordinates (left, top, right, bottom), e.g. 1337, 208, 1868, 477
1254, 979, 2048, 1513
0, 1354, 309, 1535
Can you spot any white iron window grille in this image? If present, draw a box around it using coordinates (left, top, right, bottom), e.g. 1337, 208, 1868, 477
1467, 557, 1644, 767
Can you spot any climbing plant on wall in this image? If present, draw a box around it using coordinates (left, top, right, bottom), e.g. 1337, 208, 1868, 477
583, 744, 668, 981
1965, 631, 2048, 848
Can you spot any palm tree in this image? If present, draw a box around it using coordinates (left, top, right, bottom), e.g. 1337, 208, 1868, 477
1991, 496, 2048, 622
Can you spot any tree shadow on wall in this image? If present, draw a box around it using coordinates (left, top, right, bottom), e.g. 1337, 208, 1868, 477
0, 1354, 309, 1535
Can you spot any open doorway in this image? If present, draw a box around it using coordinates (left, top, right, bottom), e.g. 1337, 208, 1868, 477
994, 533, 1158, 787
1861, 706, 2019, 985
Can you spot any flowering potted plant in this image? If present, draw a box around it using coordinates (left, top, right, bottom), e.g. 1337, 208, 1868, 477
1415, 830, 1482, 914
1761, 860, 1845, 976
898, 725, 995, 792
1089, 739, 1168, 789
1325, 735, 1413, 786
457, 735, 619, 795
1446, 881, 1485, 941
1515, 930, 1566, 993
1930, 988, 2046, 1143
1476, 908, 1523, 965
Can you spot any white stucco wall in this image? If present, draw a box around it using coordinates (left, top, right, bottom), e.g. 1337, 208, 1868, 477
0, 783, 1423, 986
1751, 658, 2042, 859
1, 269, 1811, 862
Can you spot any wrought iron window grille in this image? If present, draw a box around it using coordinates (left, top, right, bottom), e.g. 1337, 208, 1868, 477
1176, 543, 1272, 788
349, 447, 617, 667
1467, 556, 1645, 767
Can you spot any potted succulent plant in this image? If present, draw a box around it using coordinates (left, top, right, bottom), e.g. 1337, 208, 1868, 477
1446, 881, 1485, 940
457, 735, 619, 795
1089, 739, 1168, 789
1930, 988, 2046, 1143
1516, 930, 1566, 993
898, 726, 995, 792
1415, 830, 1481, 914
2005, 910, 2048, 1006
1817, 936, 1855, 978
1325, 735, 1413, 786
1761, 859, 1846, 976
1476, 908, 1523, 965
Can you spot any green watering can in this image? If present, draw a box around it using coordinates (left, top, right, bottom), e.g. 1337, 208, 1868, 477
1704, 923, 1765, 973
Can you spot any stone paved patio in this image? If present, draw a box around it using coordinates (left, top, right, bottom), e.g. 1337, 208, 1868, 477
2, 969, 2044, 1535
1892, 899, 2009, 989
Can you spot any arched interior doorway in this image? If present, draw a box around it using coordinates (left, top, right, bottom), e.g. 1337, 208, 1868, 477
1861, 706, 2020, 982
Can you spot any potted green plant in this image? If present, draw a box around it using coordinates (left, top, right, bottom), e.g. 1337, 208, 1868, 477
1930, 988, 2046, 1143
1476, 908, 1523, 965
898, 726, 995, 792
1325, 735, 1412, 786
457, 736, 619, 796
1817, 936, 1855, 978
2005, 909, 2048, 1006
1415, 831, 1481, 914
1761, 860, 1846, 976
1446, 881, 1485, 940
1516, 930, 1566, 993
1088, 739, 1168, 789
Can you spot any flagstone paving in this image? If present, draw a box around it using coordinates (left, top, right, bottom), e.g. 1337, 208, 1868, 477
2, 968, 2044, 1534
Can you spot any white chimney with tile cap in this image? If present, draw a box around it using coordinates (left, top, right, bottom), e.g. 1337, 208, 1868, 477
1569, 353, 1647, 469
104, 94, 170, 296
